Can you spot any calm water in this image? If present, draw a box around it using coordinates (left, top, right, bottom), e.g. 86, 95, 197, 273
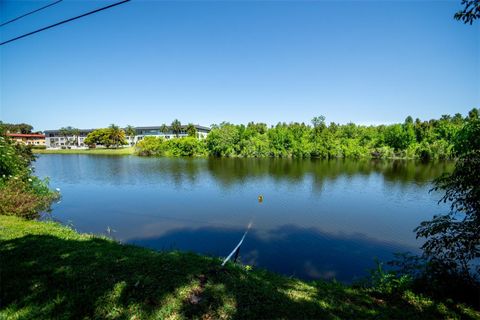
34, 155, 452, 283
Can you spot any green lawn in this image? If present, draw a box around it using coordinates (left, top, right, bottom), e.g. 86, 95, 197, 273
32, 147, 135, 155
0, 215, 478, 319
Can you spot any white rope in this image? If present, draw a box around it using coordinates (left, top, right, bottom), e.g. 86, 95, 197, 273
221, 222, 252, 266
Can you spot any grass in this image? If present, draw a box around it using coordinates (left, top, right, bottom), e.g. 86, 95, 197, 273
32, 147, 135, 155
1, 215, 479, 320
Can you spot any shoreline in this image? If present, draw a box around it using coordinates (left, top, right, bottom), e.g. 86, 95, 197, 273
32, 147, 454, 161
1, 215, 477, 319
32, 147, 135, 155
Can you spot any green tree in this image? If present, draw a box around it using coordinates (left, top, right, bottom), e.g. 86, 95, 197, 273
160, 124, 169, 134
206, 123, 239, 157
84, 129, 109, 147
108, 124, 127, 148
0, 122, 33, 134
311, 116, 326, 136
186, 123, 197, 138
125, 125, 136, 146
84, 127, 127, 148
415, 118, 480, 280
468, 107, 479, 120
384, 124, 415, 151
59, 126, 79, 147
404, 116, 413, 125
171, 119, 182, 137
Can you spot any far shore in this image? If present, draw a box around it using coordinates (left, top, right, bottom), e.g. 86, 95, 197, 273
32, 147, 135, 155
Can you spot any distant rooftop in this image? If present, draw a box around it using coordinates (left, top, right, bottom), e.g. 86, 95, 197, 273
135, 125, 210, 131
44, 124, 211, 133
7, 133, 45, 138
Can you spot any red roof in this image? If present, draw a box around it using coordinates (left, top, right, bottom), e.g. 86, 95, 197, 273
7, 133, 45, 138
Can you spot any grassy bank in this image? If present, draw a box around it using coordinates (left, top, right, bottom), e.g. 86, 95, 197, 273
1, 215, 478, 320
32, 147, 135, 155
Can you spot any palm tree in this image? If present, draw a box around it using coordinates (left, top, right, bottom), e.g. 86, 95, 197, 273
59, 127, 70, 146
186, 123, 197, 138
171, 119, 182, 138
125, 125, 136, 146
160, 124, 169, 134
109, 124, 123, 148
59, 126, 79, 147
71, 128, 80, 147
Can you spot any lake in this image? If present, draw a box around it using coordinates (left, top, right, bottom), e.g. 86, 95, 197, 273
34, 155, 452, 283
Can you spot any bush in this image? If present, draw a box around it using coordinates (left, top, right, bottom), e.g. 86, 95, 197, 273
31, 145, 47, 150
0, 178, 59, 219
136, 136, 165, 156
385, 252, 480, 308
366, 258, 413, 295
136, 137, 206, 157
0, 132, 59, 219
166, 137, 206, 157
0, 136, 33, 179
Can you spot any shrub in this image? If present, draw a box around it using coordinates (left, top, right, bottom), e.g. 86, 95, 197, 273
366, 258, 413, 295
166, 137, 206, 157
0, 178, 59, 219
31, 145, 47, 150
0, 132, 59, 219
136, 137, 166, 156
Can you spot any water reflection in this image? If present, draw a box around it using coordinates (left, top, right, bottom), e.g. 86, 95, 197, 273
34, 155, 452, 282
36, 155, 453, 188
129, 224, 415, 283
207, 158, 452, 188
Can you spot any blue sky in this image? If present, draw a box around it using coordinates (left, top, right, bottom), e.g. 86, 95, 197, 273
1, 0, 478, 131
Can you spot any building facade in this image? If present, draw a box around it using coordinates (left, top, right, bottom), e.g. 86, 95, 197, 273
7, 133, 46, 146
44, 125, 210, 149
44, 129, 94, 149
134, 125, 210, 143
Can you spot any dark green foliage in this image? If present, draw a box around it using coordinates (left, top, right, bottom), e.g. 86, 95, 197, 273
366, 258, 413, 295
0, 121, 33, 134
384, 124, 415, 151
171, 119, 182, 137
389, 118, 480, 309
136, 111, 476, 159
415, 119, 480, 281
454, 0, 480, 24
383, 253, 480, 308
136, 136, 206, 157
0, 131, 58, 219
186, 123, 197, 138
206, 123, 240, 157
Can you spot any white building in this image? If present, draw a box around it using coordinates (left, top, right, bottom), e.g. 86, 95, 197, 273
44, 129, 94, 149
134, 125, 210, 143
44, 125, 211, 149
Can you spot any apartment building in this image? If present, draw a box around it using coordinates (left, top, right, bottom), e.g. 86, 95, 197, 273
7, 133, 46, 146
44, 125, 210, 149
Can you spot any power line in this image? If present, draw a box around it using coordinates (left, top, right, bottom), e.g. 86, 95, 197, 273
0, 0, 63, 27
0, 0, 131, 46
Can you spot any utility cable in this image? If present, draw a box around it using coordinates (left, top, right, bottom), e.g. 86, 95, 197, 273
0, 0, 130, 46
0, 0, 63, 27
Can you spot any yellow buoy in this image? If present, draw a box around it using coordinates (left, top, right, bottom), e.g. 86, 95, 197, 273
258, 195, 263, 203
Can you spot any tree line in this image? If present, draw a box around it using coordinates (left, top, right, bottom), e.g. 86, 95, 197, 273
0, 122, 35, 134
137, 108, 479, 159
